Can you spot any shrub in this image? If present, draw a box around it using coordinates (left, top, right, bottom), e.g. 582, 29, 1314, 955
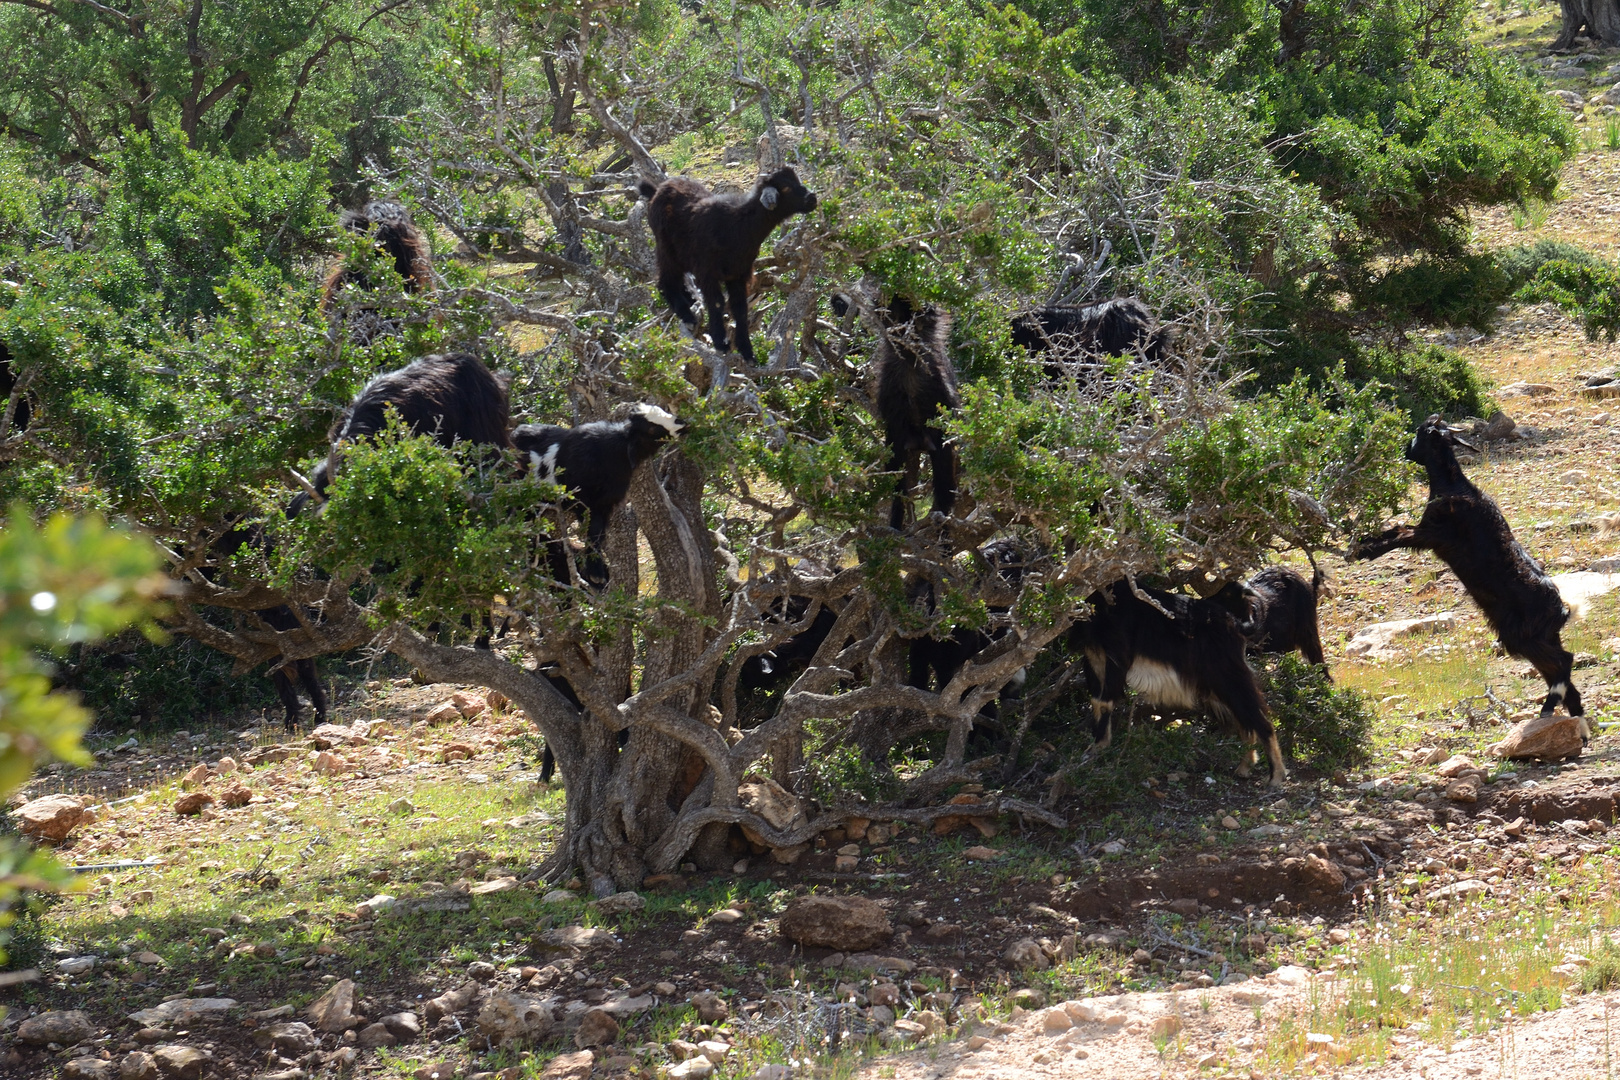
1517, 257, 1620, 342
1257, 653, 1374, 772
1497, 240, 1603, 291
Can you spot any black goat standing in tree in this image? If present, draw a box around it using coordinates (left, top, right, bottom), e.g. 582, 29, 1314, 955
1352, 415, 1585, 732
875, 296, 960, 528
640, 167, 818, 363
511, 403, 685, 588
1010, 296, 1169, 379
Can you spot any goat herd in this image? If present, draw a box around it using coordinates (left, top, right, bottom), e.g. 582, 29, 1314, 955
269, 166, 1588, 789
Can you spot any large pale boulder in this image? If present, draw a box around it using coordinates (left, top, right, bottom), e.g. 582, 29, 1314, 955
1490, 714, 1585, 760
1344, 613, 1457, 660
14, 794, 95, 840
16, 1008, 96, 1044
778, 895, 892, 951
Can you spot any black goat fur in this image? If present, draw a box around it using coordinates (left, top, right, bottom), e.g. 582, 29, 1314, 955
1212, 565, 1329, 668
874, 296, 960, 528
1069, 580, 1286, 787
907, 540, 1034, 719
290, 352, 513, 517
1011, 297, 1168, 380
212, 524, 327, 732
1352, 415, 1584, 728
639, 167, 818, 364
510, 404, 683, 587
0, 340, 30, 436
736, 595, 842, 703
322, 202, 434, 345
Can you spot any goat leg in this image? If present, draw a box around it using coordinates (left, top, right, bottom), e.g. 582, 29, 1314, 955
295, 658, 327, 725
888, 448, 919, 529
926, 436, 958, 520
1349, 526, 1418, 560
658, 268, 701, 329
727, 279, 756, 364
700, 280, 730, 354
272, 667, 304, 732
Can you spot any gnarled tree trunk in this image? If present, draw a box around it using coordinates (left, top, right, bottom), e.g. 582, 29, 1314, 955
1554, 0, 1620, 49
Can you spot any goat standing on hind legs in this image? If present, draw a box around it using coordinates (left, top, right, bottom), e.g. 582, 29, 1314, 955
874, 296, 960, 529
1351, 415, 1586, 735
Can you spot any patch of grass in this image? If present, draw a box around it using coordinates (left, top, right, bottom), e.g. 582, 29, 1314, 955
1512, 197, 1552, 231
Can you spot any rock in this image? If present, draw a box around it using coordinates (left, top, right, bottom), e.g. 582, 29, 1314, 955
1150, 1015, 1182, 1038
120, 1052, 159, 1080
1500, 381, 1557, 397
541, 889, 577, 904
172, 792, 214, 816
536, 925, 618, 953
150, 1046, 212, 1080
1490, 713, 1585, 760
668, 1059, 714, 1080
1471, 411, 1516, 441
1432, 879, 1489, 900
778, 895, 892, 951
738, 776, 807, 847
307, 978, 361, 1032
1329, 928, 1351, 945
1299, 854, 1346, 893
745, 1068, 791, 1080
539, 1051, 595, 1080
467, 960, 497, 982
1273, 965, 1313, 986
388, 797, 415, 815
1166, 898, 1200, 916
589, 891, 644, 916
1344, 613, 1458, 659
310, 750, 346, 775
14, 793, 95, 840
1010, 988, 1047, 1010
381, 1011, 421, 1041
756, 124, 809, 169
696, 1040, 731, 1063
58, 955, 95, 975
770, 842, 810, 865
181, 763, 213, 788
16, 1007, 95, 1045
413, 1062, 458, 1080
689, 990, 730, 1022
451, 690, 487, 717
1446, 776, 1483, 803
425, 701, 461, 725
476, 991, 555, 1047
1002, 938, 1050, 970
1042, 1008, 1073, 1032
218, 784, 251, 809
133, 949, 163, 964
833, 854, 858, 872
254, 1022, 319, 1055
1435, 755, 1478, 778
356, 893, 395, 918
962, 846, 1001, 861
125, 999, 237, 1027
423, 980, 481, 1023
63, 1059, 114, 1080
1064, 1000, 1101, 1022
469, 877, 517, 895
573, 1007, 619, 1048
845, 953, 914, 974
356, 1023, 396, 1049
1220, 816, 1240, 830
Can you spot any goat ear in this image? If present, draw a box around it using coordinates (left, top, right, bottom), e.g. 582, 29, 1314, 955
759, 186, 779, 210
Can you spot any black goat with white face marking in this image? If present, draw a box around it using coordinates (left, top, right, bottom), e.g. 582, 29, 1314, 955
639, 167, 818, 364
289, 352, 513, 517
1212, 565, 1329, 670
874, 296, 960, 528
1070, 580, 1286, 787
1352, 415, 1585, 730
511, 404, 685, 587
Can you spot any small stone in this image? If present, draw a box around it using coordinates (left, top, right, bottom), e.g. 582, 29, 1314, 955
356, 893, 395, 918
171, 793, 214, 816
541, 889, 577, 904
1166, 898, 1200, 917
573, 1007, 619, 1048
413, 1062, 458, 1080
653, 981, 677, 996
869, 982, 900, 1007
1490, 714, 1585, 760
423, 980, 481, 1023
668, 1059, 714, 1080
1328, 928, 1351, 945
119, 1051, 158, 1080
388, 797, 415, 815
426, 701, 461, 725
467, 960, 497, 981
1042, 1008, 1073, 1032
834, 854, 858, 871
1150, 1015, 1182, 1038
254, 1022, 319, 1055
150, 1046, 211, 1080
218, 784, 251, 809
307, 977, 361, 1032
1446, 777, 1482, 804
538, 1051, 594, 1080
477, 991, 556, 1047
1221, 816, 1240, 830
709, 907, 744, 924
1435, 755, 1478, 778
689, 990, 730, 1022
589, 891, 645, 916
1009, 987, 1047, 1009
1305, 1032, 1335, 1046
381, 1011, 421, 1041
778, 895, 892, 951
1002, 938, 1049, 970
962, 846, 1001, 860
16, 1009, 96, 1045
181, 763, 212, 788
63, 1060, 113, 1080
129, 889, 155, 905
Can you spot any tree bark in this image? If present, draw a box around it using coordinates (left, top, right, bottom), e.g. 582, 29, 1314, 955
1555, 0, 1620, 49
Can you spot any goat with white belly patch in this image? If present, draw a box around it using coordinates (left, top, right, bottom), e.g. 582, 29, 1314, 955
1068, 580, 1286, 787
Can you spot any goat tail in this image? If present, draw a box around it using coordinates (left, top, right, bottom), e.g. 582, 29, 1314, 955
637, 179, 659, 199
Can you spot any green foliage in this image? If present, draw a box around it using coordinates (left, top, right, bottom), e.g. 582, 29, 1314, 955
0, 506, 164, 960
1517, 257, 1620, 342
1496, 240, 1603, 290
63, 633, 286, 730
1256, 653, 1374, 772
1256, 339, 1493, 423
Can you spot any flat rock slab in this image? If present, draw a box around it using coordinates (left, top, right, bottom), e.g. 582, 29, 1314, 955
126, 999, 237, 1027
1345, 613, 1458, 660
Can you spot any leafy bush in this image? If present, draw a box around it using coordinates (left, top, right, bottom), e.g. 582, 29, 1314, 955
1517, 257, 1620, 342
1497, 240, 1603, 290
61, 632, 291, 731
1257, 653, 1375, 772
